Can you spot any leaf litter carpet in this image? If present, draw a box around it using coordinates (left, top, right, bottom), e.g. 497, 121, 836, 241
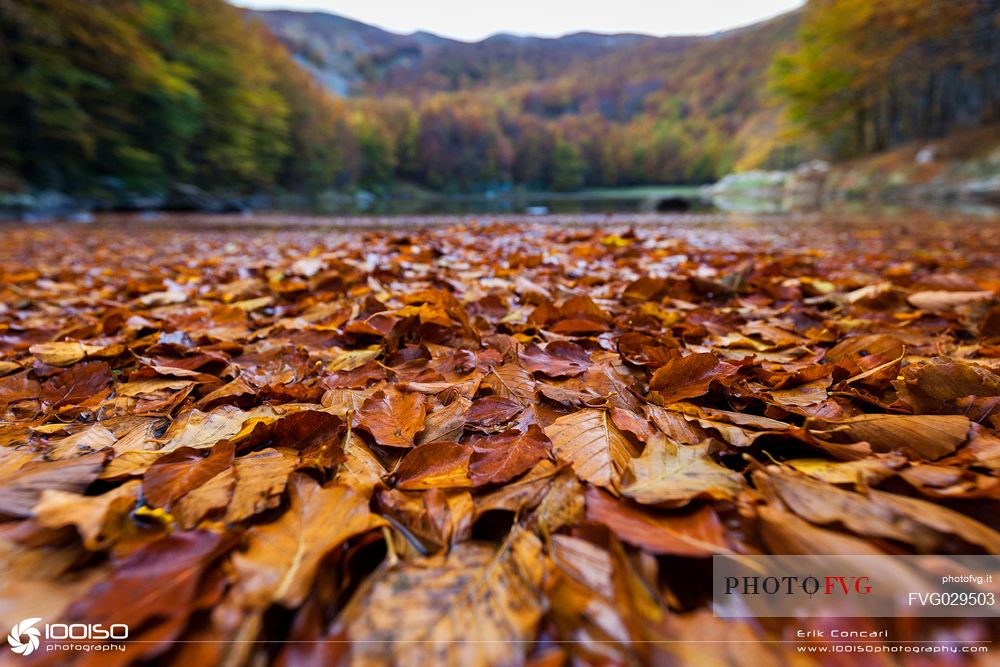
1, 215, 999, 665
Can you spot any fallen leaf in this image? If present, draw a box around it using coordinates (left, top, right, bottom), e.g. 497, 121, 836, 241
226, 448, 300, 522
648, 353, 738, 404
357, 387, 427, 448
469, 425, 551, 486
585, 487, 730, 556
464, 395, 523, 429
620, 434, 743, 506
757, 466, 1000, 553
520, 341, 592, 378
0, 451, 108, 518
63, 530, 232, 662
33, 481, 141, 550
484, 363, 537, 405
394, 441, 473, 490
908, 290, 993, 311
544, 408, 641, 492
337, 527, 545, 667
786, 453, 907, 485
143, 440, 235, 508
807, 414, 970, 460
232, 473, 385, 607
29, 341, 102, 366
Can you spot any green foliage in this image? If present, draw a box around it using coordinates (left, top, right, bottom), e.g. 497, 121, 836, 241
550, 141, 586, 192
0, 0, 356, 193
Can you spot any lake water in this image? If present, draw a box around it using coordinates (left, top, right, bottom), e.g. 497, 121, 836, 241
278, 186, 710, 216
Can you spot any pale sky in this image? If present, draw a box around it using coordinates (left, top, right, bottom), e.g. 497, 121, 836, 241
232, 0, 806, 42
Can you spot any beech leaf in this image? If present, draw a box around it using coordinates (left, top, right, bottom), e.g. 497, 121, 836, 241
544, 408, 641, 492
357, 387, 427, 448
620, 434, 743, 505
337, 528, 545, 667
232, 473, 386, 607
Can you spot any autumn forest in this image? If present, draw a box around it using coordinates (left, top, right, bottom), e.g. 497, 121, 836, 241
2, 0, 998, 196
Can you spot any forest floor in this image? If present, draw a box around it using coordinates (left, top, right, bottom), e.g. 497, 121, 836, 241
1, 213, 999, 666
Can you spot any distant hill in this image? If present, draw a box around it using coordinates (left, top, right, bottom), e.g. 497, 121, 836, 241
252, 10, 768, 97
253, 10, 668, 97
253, 9, 808, 188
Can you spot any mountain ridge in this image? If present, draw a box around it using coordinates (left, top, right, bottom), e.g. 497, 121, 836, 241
249, 7, 807, 188
251, 8, 709, 97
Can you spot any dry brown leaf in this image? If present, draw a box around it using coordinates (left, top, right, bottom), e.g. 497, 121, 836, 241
34, 481, 141, 550
586, 487, 730, 556
758, 466, 1000, 553
484, 363, 537, 405
226, 448, 300, 523
155, 405, 280, 452
544, 408, 640, 493
907, 290, 993, 311
469, 425, 551, 486
333, 429, 389, 497
519, 341, 592, 378
648, 352, 739, 404
336, 527, 545, 667
0, 451, 108, 518
143, 440, 235, 508
620, 434, 743, 506
232, 473, 385, 607
29, 341, 103, 366
357, 387, 427, 448
807, 413, 971, 460
417, 397, 471, 445
464, 395, 524, 429
394, 441, 473, 490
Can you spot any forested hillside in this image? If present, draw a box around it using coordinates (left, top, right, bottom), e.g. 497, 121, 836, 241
1, 0, 997, 198
257, 9, 804, 189
0, 0, 356, 194
773, 0, 1000, 158
257, 10, 661, 97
